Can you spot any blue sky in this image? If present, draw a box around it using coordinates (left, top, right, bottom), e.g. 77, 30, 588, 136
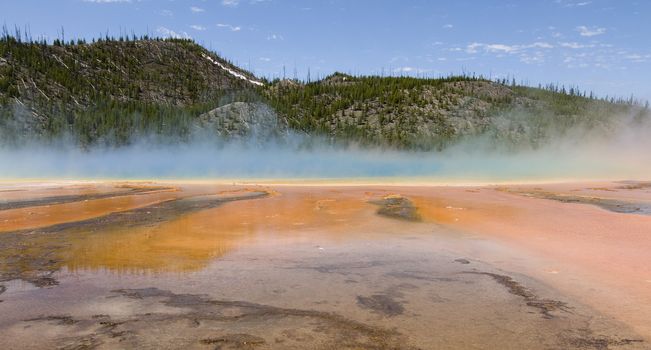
2, 0, 650, 100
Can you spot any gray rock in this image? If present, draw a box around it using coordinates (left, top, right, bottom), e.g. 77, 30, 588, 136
196, 102, 288, 140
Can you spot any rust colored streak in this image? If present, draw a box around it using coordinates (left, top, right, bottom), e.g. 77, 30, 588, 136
0, 191, 180, 232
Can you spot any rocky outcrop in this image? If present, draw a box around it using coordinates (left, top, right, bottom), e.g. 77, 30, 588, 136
196, 102, 288, 140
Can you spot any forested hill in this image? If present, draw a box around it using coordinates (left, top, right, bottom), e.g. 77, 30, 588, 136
0, 35, 262, 145
1, 35, 648, 149
265, 74, 648, 150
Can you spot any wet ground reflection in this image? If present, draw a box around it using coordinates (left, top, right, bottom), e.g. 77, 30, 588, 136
0, 181, 650, 349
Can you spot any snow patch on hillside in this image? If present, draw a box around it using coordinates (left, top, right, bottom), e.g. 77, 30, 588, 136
202, 53, 264, 86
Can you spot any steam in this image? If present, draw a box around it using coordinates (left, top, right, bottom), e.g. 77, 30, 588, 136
1, 107, 650, 183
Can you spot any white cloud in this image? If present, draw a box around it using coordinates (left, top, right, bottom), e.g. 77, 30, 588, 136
563, 55, 589, 68
465, 42, 553, 54
190, 25, 206, 31
462, 42, 553, 64
267, 34, 284, 40
442, 24, 453, 29
465, 43, 514, 54
156, 26, 191, 39
221, 0, 268, 5
393, 66, 431, 74
259, 57, 271, 62
190, 6, 205, 13
625, 54, 651, 63
561, 42, 582, 49
576, 25, 606, 37
217, 23, 241, 32
160, 9, 173, 17
556, 0, 592, 7
389, 55, 409, 63
547, 26, 564, 39
519, 52, 546, 64
484, 44, 519, 53
395, 66, 414, 72
528, 42, 554, 49
465, 43, 482, 54
83, 0, 132, 3
560, 42, 596, 49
